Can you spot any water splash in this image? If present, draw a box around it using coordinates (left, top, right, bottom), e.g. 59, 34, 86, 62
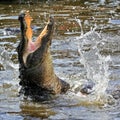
75, 19, 113, 103
0, 46, 18, 70
75, 18, 84, 36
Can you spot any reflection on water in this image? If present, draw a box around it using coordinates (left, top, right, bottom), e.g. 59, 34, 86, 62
0, 0, 120, 120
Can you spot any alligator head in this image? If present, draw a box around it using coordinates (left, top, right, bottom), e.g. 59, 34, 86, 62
17, 10, 70, 100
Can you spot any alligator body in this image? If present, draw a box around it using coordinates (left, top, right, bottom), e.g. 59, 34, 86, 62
17, 11, 70, 100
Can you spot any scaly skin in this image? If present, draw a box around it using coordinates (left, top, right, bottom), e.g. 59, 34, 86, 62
17, 10, 70, 100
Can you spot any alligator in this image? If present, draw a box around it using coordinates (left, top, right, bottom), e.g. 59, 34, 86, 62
17, 10, 70, 101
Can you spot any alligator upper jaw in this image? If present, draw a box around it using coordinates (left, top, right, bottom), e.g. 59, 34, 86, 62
20, 10, 40, 65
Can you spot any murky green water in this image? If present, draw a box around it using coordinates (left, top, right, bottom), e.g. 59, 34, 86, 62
0, 0, 120, 120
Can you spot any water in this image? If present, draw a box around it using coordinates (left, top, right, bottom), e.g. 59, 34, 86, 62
0, 0, 120, 119
77, 31, 116, 103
